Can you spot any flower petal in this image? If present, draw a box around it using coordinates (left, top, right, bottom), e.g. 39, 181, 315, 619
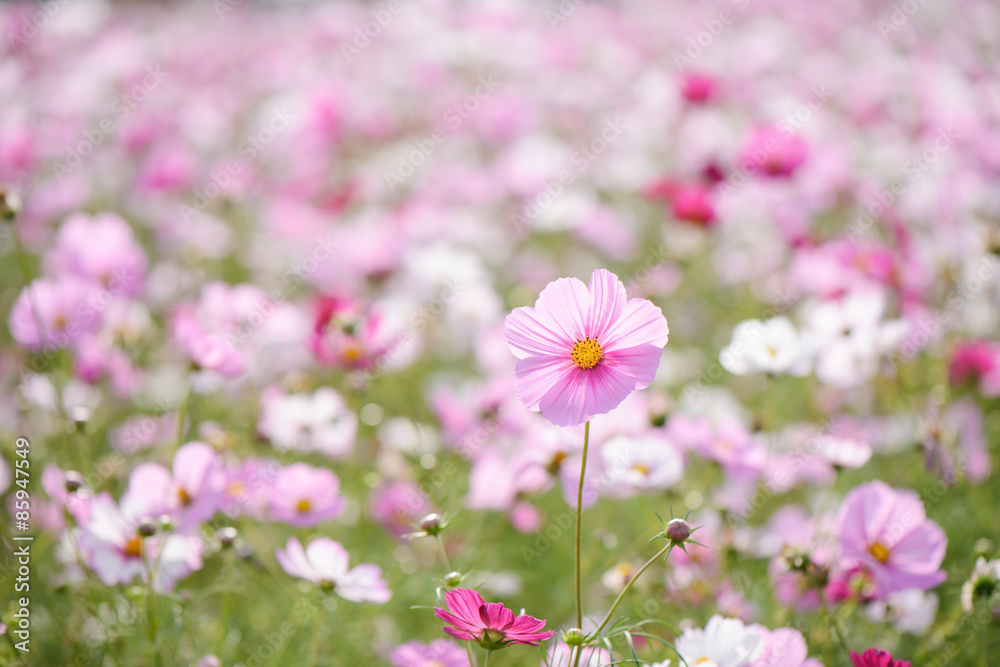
585, 269, 627, 342
505, 306, 574, 360
600, 298, 669, 352
513, 355, 576, 411
534, 276, 589, 343
538, 368, 590, 427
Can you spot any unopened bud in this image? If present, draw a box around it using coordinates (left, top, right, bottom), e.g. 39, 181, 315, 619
158, 515, 175, 532
419, 513, 444, 536
64, 470, 85, 492
563, 628, 586, 646
444, 571, 462, 587
217, 527, 238, 548
71, 406, 91, 428
137, 518, 157, 537
666, 518, 692, 544
0, 185, 20, 221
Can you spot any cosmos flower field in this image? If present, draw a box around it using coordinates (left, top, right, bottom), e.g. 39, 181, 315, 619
1, 0, 999, 665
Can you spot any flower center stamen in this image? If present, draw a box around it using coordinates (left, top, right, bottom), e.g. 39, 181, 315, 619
571, 337, 603, 369
868, 541, 891, 563
296, 499, 312, 513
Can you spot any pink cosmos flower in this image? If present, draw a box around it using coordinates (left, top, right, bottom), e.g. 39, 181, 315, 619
268, 463, 344, 527
77, 492, 203, 591
504, 269, 669, 427
434, 588, 555, 650
44, 212, 147, 295
750, 627, 822, 667
739, 126, 808, 178
949, 340, 1000, 396
390, 639, 467, 667
671, 183, 717, 227
836, 481, 947, 597
849, 648, 911, 667
8, 277, 99, 351
276, 537, 390, 603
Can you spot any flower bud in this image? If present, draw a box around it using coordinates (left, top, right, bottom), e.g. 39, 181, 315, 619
64, 471, 85, 493
444, 571, 462, 587
666, 518, 692, 544
158, 515, 175, 532
563, 628, 586, 646
217, 527, 238, 548
0, 185, 20, 221
419, 513, 444, 536
137, 518, 157, 537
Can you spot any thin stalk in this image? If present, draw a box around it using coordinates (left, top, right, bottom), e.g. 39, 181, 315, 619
217, 550, 234, 657
574, 421, 591, 631
591, 543, 673, 638
435, 535, 452, 573
465, 643, 477, 667
174, 385, 192, 450
306, 602, 324, 667
483, 650, 492, 666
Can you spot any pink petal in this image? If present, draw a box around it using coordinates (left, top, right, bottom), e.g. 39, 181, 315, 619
533, 276, 589, 343
305, 538, 351, 578
442, 626, 477, 642
513, 355, 576, 411
538, 368, 590, 427
445, 588, 486, 626
601, 343, 665, 388
436, 609, 482, 634
585, 269, 627, 342
583, 363, 640, 417
505, 307, 574, 360
600, 298, 668, 352
889, 522, 947, 571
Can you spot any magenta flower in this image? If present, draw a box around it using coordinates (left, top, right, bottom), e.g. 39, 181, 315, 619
275, 537, 391, 603
434, 588, 555, 650
836, 481, 947, 597
504, 269, 669, 427
849, 648, 911, 667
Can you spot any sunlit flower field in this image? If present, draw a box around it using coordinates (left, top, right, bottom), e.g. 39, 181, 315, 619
1, 0, 999, 665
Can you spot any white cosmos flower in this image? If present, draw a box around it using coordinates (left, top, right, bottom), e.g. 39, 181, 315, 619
601, 434, 684, 495
675, 615, 764, 667
803, 290, 907, 387
720, 317, 811, 377
816, 435, 872, 469
258, 387, 358, 459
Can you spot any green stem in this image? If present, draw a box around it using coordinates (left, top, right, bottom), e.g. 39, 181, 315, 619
306, 601, 324, 667
175, 385, 191, 450
574, 421, 591, 631
591, 543, 673, 638
465, 643, 477, 667
570, 421, 592, 667
217, 550, 233, 657
482, 650, 492, 666
435, 535, 452, 573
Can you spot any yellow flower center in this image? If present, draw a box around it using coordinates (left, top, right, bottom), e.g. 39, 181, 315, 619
124, 536, 143, 559
296, 499, 312, 513
868, 541, 891, 563
632, 463, 650, 476
178, 487, 192, 506
696, 658, 711, 665
571, 337, 603, 369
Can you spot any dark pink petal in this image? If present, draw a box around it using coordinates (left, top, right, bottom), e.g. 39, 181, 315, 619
513, 355, 576, 411
444, 588, 487, 626
600, 298, 668, 353
533, 276, 589, 343
477, 602, 514, 630
585, 269, 627, 342
508, 614, 547, 633
435, 609, 482, 634
442, 626, 477, 642
505, 307, 574, 360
